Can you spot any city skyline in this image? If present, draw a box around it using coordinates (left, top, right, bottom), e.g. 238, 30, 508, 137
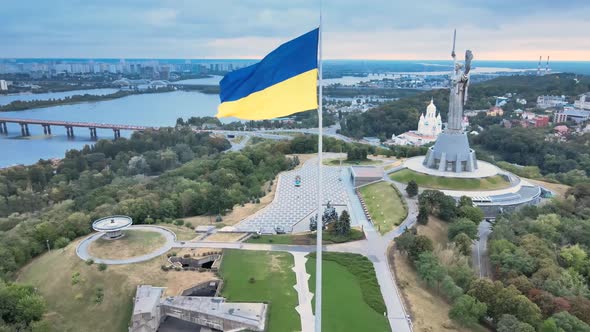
2, 0, 590, 61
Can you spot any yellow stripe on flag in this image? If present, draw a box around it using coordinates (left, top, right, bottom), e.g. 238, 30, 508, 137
217, 69, 318, 120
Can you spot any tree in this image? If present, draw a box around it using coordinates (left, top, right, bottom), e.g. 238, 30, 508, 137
441, 275, 464, 302
453, 232, 473, 256
438, 195, 458, 221
550, 311, 590, 332
334, 210, 351, 235
0, 282, 46, 325
540, 318, 560, 332
405, 180, 418, 197
54, 237, 70, 249
409, 235, 434, 261
468, 278, 541, 325
497, 314, 535, 332
415, 252, 445, 288
395, 228, 416, 255
458, 195, 473, 208
417, 204, 429, 225
567, 296, 590, 325
489, 239, 537, 276
449, 295, 487, 327
448, 263, 474, 291
448, 218, 478, 240
458, 205, 484, 224
560, 244, 588, 273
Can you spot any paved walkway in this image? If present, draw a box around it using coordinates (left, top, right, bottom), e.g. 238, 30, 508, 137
291, 252, 314, 332
236, 155, 349, 232
75, 225, 176, 265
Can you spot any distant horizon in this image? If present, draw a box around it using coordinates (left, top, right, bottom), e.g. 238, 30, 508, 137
2, 58, 590, 63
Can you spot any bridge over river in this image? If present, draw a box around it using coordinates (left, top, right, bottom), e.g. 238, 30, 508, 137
0, 117, 160, 139
0, 117, 292, 141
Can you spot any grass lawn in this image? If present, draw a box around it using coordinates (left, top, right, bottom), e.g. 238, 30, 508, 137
389, 168, 511, 191
17, 239, 216, 332
323, 157, 382, 166
306, 252, 390, 332
219, 250, 300, 332
88, 230, 165, 260
359, 182, 407, 234
157, 223, 197, 241
246, 228, 365, 245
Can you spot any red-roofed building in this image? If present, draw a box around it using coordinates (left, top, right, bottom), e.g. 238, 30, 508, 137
554, 125, 569, 136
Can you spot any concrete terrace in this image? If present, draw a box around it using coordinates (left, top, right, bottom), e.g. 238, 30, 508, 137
236, 156, 349, 233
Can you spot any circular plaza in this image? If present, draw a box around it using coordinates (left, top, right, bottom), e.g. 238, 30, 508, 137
404, 156, 499, 179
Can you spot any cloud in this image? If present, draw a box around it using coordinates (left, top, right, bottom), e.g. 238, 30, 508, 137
1, 0, 589, 60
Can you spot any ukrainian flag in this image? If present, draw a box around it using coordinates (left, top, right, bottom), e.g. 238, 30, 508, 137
216, 28, 319, 120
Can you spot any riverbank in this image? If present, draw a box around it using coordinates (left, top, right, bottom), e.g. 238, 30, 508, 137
0, 84, 220, 112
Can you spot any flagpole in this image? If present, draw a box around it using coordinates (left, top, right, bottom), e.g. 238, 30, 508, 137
315, 5, 323, 332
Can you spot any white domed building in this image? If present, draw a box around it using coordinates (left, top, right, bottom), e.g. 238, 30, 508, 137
390, 99, 443, 146
417, 99, 443, 137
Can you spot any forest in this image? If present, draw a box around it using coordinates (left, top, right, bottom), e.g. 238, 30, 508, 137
398, 186, 590, 331
471, 126, 590, 185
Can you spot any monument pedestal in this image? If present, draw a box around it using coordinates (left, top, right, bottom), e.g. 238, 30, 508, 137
423, 132, 478, 173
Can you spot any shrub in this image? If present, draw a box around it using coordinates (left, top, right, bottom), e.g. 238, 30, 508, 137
174, 219, 185, 226
185, 222, 193, 229
54, 237, 70, 249
71, 272, 81, 285
215, 215, 223, 222
95, 287, 104, 304
85, 258, 94, 265
98, 263, 107, 271
249, 277, 256, 284
405, 180, 418, 197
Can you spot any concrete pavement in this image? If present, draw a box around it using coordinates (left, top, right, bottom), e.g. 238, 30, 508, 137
473, 220, 492, 278
292, 252, 314, 332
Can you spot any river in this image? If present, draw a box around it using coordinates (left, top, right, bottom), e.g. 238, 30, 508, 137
0, 88, 229, 167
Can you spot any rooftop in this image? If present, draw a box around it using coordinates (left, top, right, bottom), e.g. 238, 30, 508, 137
162, 296, 267, 328
350, 166, 384, 179
92, 215, 133, 231
133, 285, 165, 315
559, 109, 590, 117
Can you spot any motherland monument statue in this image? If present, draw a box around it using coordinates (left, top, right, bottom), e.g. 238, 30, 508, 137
423, 30, 478, 173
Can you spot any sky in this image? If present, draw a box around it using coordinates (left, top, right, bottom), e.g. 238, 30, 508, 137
2, 0, 590, 61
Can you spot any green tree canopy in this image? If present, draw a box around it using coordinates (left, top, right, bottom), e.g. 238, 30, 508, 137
449, 295, 487, 327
